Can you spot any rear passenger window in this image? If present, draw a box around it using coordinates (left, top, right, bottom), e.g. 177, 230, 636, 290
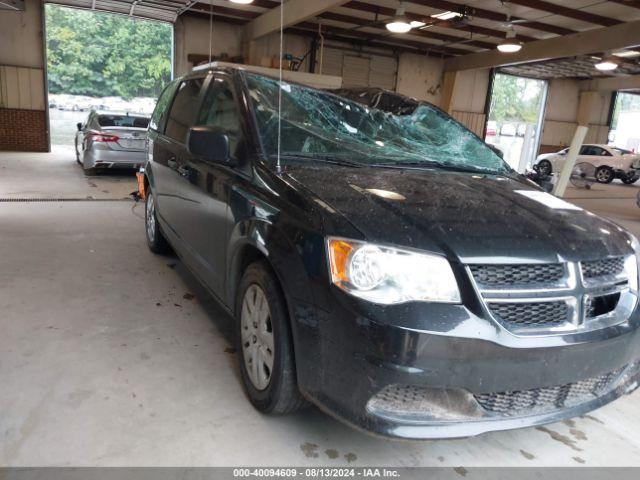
164, 78, 204, 143
197, 77, 242, 156
150, 80, 179, 132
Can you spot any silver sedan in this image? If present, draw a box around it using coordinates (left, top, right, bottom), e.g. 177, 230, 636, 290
75, 110, 150, 175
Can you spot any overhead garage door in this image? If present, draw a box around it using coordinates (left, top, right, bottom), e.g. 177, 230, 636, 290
318, 48, 398, 90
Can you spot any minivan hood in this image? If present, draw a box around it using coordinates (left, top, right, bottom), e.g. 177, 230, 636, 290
284, 165, 632, 263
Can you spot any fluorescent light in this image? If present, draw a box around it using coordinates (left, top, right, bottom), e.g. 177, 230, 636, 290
431, 11, 461, 20
409, 21, 426, 28
595, 57, 619, 71
230, 0, 254, 4
613, 50, 640, 58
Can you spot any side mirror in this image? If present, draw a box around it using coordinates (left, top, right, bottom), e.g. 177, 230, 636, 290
77, 122, 83, 132
187, 126, 232, 164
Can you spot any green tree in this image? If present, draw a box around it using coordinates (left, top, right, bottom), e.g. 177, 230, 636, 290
489, 74, 545, 124
46, 5, 172, 99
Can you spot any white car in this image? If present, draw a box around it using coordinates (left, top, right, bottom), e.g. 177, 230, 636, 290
535, 144, 640, 184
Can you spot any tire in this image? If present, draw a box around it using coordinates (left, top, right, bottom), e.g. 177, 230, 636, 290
596, 166, 614, 184
236, 261, 307, 414
75, 140, 81, 165
83, 167, 98, 176
537, 160, 552, 176
145, 190, 171, 254
622, 173, 639, 185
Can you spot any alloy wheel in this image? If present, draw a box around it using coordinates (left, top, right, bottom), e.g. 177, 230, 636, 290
240, 284, 274, 391
146, 192, 156, 242
596, 168, 612, 182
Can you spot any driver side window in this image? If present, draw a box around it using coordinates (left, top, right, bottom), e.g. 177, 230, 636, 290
198, 77, 242, 157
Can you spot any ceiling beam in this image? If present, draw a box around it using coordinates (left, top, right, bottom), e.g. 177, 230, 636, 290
297, 20, 470, 56
506, 0, 620, 27
0, 0, 25, 10
444, 19, 640, 71
286, 26, 452, 59
188, 1, 470, 57
405, 0, 575, 35
317, 11, 496, 50
342, 1, 535, 42
580, 74, 640, 92
244, 0, 351, 40
609, 0, 640, 8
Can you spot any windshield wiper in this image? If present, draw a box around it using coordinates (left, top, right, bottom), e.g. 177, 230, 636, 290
370, 160, 498, 174
272, 153, 366, 168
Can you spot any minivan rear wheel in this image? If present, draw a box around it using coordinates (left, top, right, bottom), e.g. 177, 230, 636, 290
145, 190, 171, 254
236, 261, 307, 414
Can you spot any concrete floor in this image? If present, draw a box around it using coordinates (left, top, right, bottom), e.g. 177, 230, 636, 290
2, 149, 640, 467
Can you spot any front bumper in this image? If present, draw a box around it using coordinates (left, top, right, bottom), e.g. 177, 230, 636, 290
295, 292, 640, 439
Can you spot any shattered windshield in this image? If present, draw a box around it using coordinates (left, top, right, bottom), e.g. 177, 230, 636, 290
244, 73, 509, 174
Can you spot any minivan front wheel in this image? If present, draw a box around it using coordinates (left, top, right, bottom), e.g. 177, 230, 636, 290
145, 191, 171, 254
236, 261, 306, 414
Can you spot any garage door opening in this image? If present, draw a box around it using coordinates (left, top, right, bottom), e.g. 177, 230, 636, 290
609, 91, 640, 153
484, 73, 548, 172
44, 4, 173, 148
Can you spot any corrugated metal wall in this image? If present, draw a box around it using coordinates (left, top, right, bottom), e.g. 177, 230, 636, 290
0, 65, 46, 111
318, 48, 397, 90
542, 120, 609, 148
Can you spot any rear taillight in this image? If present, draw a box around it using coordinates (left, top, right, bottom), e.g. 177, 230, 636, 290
88, 132, 119, 143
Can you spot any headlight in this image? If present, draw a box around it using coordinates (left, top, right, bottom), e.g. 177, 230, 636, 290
326, 237, 461, 304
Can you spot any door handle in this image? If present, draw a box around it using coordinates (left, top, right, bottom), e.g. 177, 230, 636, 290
178, 164, 199, 183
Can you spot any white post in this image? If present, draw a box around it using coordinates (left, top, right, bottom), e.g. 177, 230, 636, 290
553, 125, 589, 197
517, 125, 534, 173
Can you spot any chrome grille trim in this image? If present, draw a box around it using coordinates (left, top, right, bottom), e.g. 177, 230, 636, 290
467, 257, 636, 336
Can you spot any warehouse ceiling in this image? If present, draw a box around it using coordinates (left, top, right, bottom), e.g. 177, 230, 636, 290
500, 53, 640, 79
45, 0, 640, 77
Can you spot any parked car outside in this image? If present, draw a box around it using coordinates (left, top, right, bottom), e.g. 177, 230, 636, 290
535, 144, 640, 184
142, 65, 640, 440
485, 120, 498, 140
75, 110, 150, 174
500, 123, 517, 137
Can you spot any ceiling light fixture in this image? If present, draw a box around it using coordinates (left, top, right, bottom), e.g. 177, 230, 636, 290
230, 0, 254, 4
497, 28, 522, 53
431, 11, 462, 21
386, 2, 413, 33
613, 50, 640, 59
595, 55, 620, 71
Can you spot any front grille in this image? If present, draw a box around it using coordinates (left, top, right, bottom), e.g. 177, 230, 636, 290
474, 368, 624, 416
469, 263, 564, 288
488, 301, 569, 328
582, 257, 625, 279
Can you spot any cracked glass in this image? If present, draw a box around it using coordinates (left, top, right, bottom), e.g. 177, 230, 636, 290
246, 72, 509, 174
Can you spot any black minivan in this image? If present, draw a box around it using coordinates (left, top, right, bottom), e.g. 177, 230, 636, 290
143, 64, 640, 439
